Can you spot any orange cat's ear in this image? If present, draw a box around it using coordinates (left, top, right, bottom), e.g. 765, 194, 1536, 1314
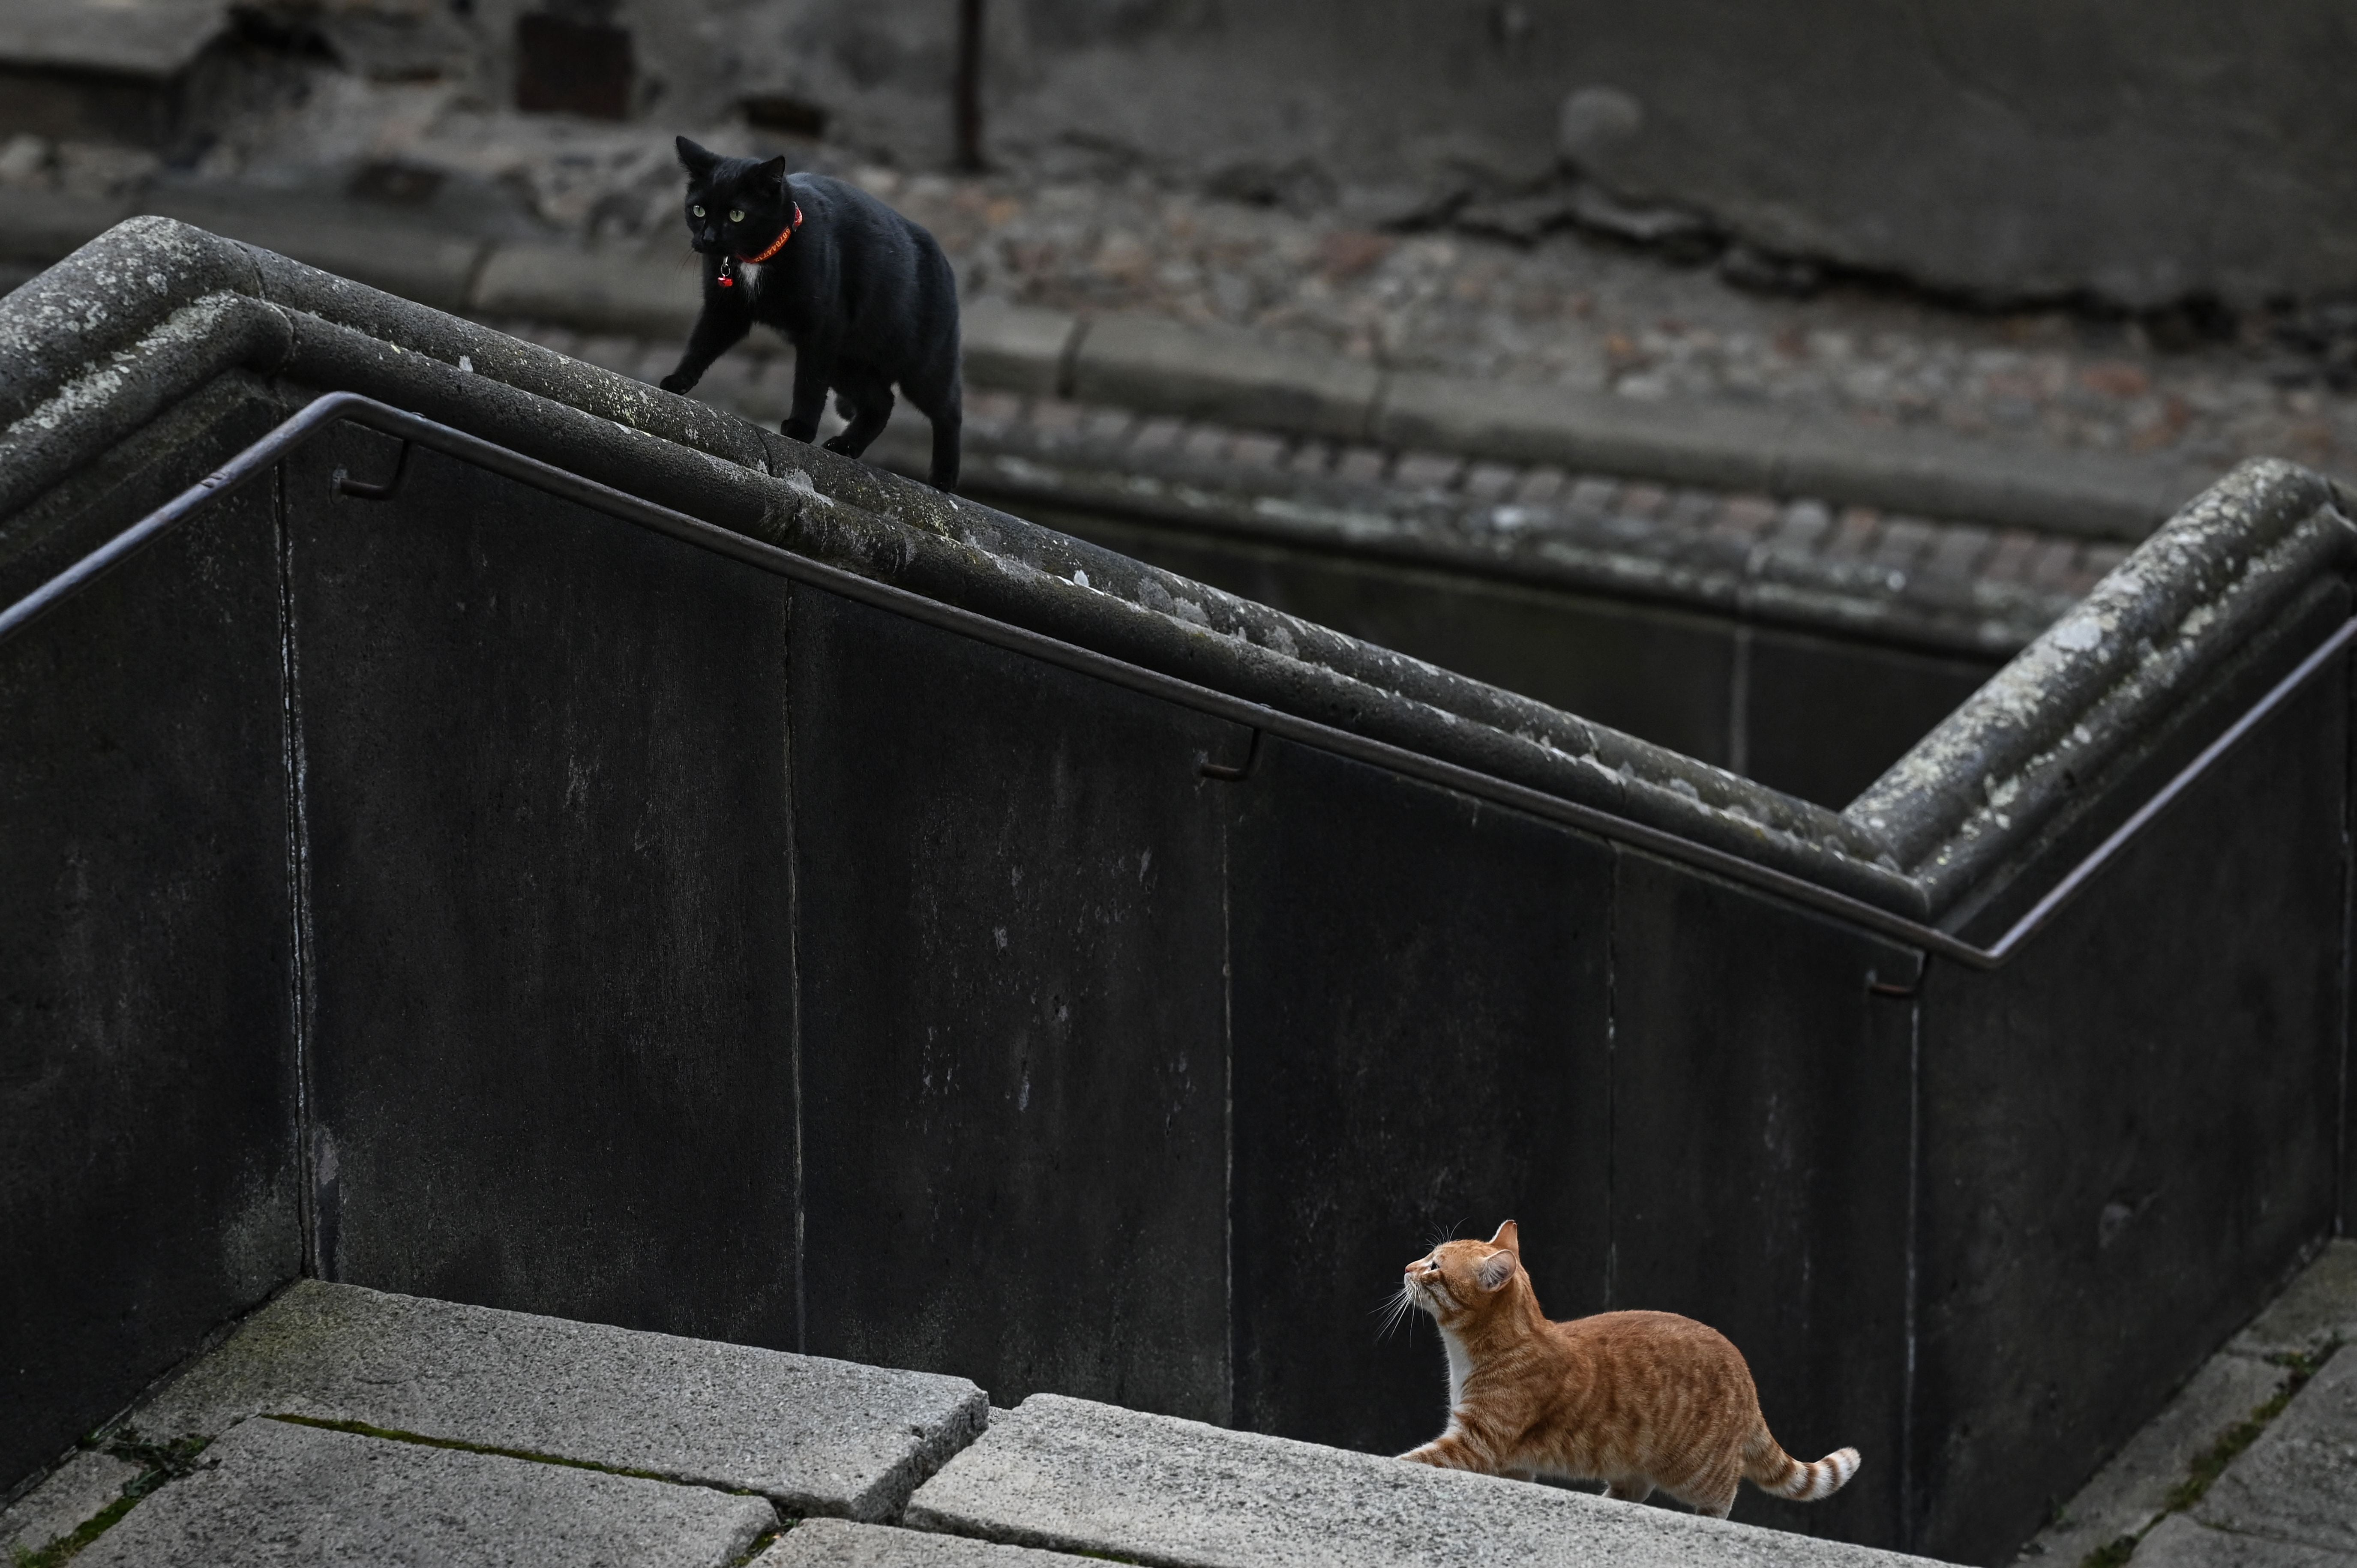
1488, 1219, 1520, 1253
1474, 1250, 1517, 1291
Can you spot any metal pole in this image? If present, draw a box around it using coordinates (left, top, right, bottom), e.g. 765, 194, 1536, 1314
955, 0, 986, 171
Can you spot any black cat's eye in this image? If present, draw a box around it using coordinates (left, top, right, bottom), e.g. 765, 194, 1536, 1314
691, 204, 705, 217
729, 208, 745, 222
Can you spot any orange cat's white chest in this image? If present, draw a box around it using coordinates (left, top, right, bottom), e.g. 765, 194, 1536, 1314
1442, 1328, 1474, 1409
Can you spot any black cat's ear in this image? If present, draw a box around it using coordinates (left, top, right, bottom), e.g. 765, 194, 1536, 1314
756, 155, 790, 192
676, 136, 720, 175
1474, 1250, 1517, 1292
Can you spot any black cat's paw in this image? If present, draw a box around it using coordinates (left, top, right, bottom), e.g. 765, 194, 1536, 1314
780, 420, 818, 444
821, 435, 859, 456
659, 373, 696, 395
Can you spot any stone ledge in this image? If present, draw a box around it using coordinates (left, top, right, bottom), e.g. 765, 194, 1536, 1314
906, 1393, 1946, 1568
471, 241, 701, 342
1375, 372, 2198, 542
76, 1415, 775, 1568
961, 299, 1078, 399
128, 1280, 988, 1522
141, 195, 492, 315
1070, 312, 1383, 443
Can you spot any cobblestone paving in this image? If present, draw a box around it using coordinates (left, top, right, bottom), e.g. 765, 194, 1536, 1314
5, 72, 2352, 487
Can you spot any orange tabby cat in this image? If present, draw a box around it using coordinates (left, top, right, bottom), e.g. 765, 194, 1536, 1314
1394, 1221, 1859, 1518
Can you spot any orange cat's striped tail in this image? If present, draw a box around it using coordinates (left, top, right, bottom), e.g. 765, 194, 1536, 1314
1744, 1426, 1861, 1502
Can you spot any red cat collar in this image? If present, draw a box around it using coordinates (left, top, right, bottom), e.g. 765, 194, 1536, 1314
717, 203, 803, 288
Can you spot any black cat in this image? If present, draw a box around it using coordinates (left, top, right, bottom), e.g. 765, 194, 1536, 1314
660, 137, 962, 490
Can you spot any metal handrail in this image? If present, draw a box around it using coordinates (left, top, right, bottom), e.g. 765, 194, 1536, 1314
3, 392, 2346, 973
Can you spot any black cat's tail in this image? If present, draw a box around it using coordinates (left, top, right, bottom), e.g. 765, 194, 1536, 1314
925, 375, 962, 492
903, 234, 963, 492
902, 328, 962, 492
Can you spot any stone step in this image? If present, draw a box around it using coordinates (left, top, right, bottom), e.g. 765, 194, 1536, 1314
0, 1449, 141, 1559
756, 1517, 1107, 1566
125, 1280, 987, 1522
2132, 1513, 2352, 1568
74, 1415, 776, 1568
2177, 1343, 2357, 1563
904, 1392, 1944, 1568
2021, 1240, 2357, 1568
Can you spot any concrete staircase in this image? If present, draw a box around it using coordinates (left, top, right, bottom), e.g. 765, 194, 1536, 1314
2024, 1241, 2357, 1568
12, 1246, 2354, 1565
3, 1281, 1942, 1568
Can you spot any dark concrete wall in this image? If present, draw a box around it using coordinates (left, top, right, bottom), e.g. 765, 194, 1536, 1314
1227, 738, 1615, 1452
3, 411, 2348, 1563
661, 0, 2357, 307
1913, 600, 2351, 1563
284, 428, 805, 1348
790, 588, 1238, 1418
1035, 505, 2000, 811
0, 381, 300, 1490
0, 483, 299, 1490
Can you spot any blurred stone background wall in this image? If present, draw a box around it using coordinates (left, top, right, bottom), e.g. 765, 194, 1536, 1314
9, 0, 2353, 311
613, 0, 2357, 309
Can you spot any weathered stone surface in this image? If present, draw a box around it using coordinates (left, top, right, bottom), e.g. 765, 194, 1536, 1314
926, 3, 2357, 307
75, 1414, 774, 1568
2196, 1346, 2357, 1555
2132, 1514, 2357, 1568
961, 299, 1077, 398
129, 1280, 987, 1522
757, 1519, 1107, 1567
0, 1449, 141, 1556
1071, 312, 1379, 442
2025, 1352, 2289, 1565
2231, 1242, 2357, 1358
906, 1394, 1943, 1568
